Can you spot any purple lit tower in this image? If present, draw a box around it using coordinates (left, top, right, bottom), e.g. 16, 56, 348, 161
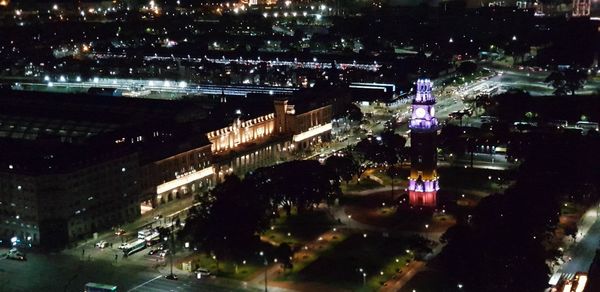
408, 79, 439, 207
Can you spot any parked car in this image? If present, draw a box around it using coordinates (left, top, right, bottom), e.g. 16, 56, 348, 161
159, 249, 170, 257
7, 248, 26, 261
194, 268, 211, 279
95, 240, 108, 249
165, 274, 178, 281
148, 248, 160, 255
115, 228, 125, 236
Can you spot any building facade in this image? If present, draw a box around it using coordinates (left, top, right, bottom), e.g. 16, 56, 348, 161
274, 98, 333, 149
0, 148, 140, 247
207, 113, 275, 153
408, 79, 439, 207
140, 143, 214, 210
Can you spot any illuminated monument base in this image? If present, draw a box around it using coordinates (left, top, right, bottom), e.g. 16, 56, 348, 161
409, 190, 437, 207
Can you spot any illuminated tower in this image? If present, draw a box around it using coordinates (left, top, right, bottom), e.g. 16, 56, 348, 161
573, 0, 591, 17
408, 79, 439, 207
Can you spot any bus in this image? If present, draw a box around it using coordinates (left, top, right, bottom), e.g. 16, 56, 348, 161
144, 232, 160, 246
576, 121, 599, 132
122, 239, 146, 256
138, 228, 154, 239
84, 282, 117, 292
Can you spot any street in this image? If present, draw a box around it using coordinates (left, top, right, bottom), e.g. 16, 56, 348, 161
559, 206, 600, 274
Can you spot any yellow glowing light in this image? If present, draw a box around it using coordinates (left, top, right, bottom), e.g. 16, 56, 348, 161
156, 167, 214, 194
292, 123, 332, 142
0, 0, 8, 7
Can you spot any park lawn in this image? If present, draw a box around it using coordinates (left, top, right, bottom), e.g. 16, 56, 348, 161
366, 254, 413, 289
560, 203, 580, 216
180, 253, 262, 281
366, 168, 408, 187
437, 166, 511, 191
266, 209, 339, 244
278, 230, 349, 280
290, 233, 419, 291
341, 176, 382, 193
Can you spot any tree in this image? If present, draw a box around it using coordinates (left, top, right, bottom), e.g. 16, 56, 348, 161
181, 175, 270, 260
545, 71, 567, 95
274, 243, 293, 271
545, 69, 587, 96
247, 160, 341, 215
325, 153, 358, 184
457, 61, 478, 76
346, 103, 364, 122
564, 69, 587, 95
386, 164, 403, 200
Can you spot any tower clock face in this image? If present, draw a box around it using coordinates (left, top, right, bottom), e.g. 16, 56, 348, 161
415, 107, 427, 119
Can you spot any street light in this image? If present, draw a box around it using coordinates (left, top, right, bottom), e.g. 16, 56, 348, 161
261, 253, 268, 292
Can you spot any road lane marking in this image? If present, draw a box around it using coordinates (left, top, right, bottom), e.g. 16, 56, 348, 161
127, 275, 162, 291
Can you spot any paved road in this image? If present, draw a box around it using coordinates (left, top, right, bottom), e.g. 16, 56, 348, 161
560, 206, 600, 274
0, 249, 251, 292
127, 274, 247, 292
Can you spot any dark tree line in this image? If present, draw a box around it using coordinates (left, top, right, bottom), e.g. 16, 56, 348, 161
180, 160, 340, 261
437, 129, 600, 292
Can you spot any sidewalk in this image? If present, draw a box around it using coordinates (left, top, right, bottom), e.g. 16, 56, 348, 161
380, 261, 426, 292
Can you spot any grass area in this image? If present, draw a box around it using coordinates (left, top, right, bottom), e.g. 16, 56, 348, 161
263, 209, 339, 246
438, 166, 511, 191
560, 203, 579, 215
290, 233, 420, 291
341, 176, 382, 193
179, 253, 262, 281
342, 191, 439, 231
369, 168, 408, 186
280, 231, 349, 279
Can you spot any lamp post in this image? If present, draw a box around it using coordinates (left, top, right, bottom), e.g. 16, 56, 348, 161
163, 235, 174, 278
358, 268, 366, 287
260, 251, 268, 292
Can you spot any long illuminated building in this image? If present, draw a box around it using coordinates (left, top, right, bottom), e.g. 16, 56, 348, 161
0, 89, 334, 247
408, 79, 439, 207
